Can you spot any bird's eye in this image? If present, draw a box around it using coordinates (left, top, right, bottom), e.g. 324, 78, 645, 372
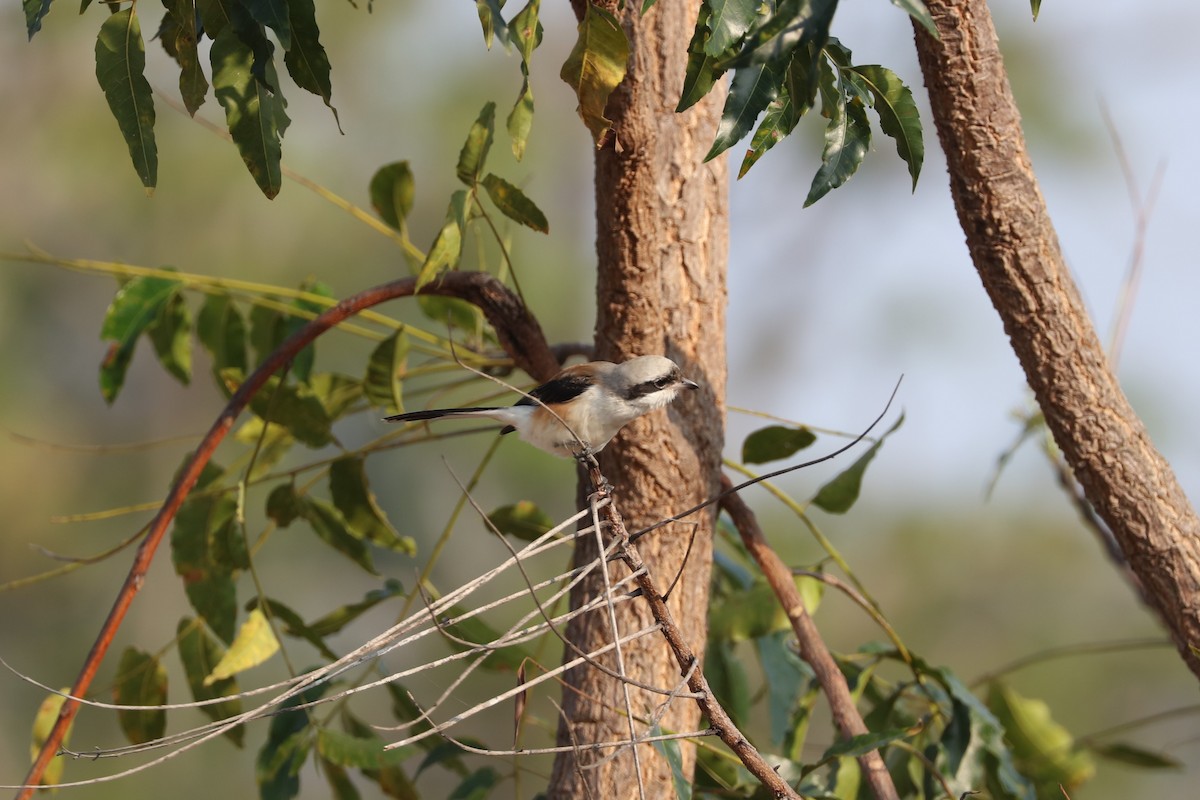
654, 377, 671, 389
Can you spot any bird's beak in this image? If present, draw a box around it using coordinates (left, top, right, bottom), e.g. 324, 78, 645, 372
681, 378, 700, 391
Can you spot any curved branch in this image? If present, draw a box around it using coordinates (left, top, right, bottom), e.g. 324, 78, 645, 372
18, 272, 554, 798
913, 0, 1200, 680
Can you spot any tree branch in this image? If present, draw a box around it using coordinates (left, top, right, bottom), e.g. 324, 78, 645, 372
913, 0, 1200, 680
719, 480, 899, 800
17, 272, 554, 798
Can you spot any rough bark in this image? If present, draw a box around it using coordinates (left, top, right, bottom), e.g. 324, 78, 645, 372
548, 1, 728, 796
913, 0, 1200, 678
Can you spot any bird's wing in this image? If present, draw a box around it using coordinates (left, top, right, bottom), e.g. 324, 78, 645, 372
514, 365, 598, 407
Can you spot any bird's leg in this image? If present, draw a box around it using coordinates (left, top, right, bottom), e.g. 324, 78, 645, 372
574, 447, 612, 499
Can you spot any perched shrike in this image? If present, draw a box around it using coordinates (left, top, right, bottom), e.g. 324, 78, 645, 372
385, 355, 698, 457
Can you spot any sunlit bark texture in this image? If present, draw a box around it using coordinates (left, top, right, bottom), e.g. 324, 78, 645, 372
914, 0, 1200, 678
548, 1, 728, 797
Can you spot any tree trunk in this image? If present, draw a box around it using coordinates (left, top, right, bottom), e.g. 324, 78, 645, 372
548, 1, 728, 796
913, 0, 1200, 678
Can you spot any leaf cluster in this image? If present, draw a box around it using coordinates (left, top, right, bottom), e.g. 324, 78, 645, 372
678, 0, 927, 202
26, 0, 339, 197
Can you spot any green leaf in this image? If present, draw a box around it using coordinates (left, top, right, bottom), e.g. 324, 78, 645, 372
197, 293, 249, 380
329, 456, 415, 554
890, 0, 937, 36
474, 0, 508, 49
456, 103, 496, 187
710, 578, 801, 641
921, 662, 1035, 800
705, 58, 783, 161
302, 496, 377, 574
1086, 741, 1182, 770
164, 1, 208, 115
172, 468, 239, 643
309, 372, 363, 420
487, 501, 554, 542
320, 760, 361, 800
234, 417, 295, 481
559, 2, 629, 144
736, 41, 823, 177
416, 295, 484, 334
849, 64, 923, 190
507, 0, 542, 65
195, 0, 229, 39
211, 26, 291, 198
757, 631, 815, 747
266, 482, 304, 527
811, 413, 903, 513
283, 279, 334, 384
254, 597, 339, 661
369, 162, 415, 233
481, 173, 549, 233
507, 79, 535, 161
804, 79, 870, 206
241, 373, 334, 448
283, 0, 339, 128
147, 291, 193, 385
649, 723, 692, 800
23, 0, 52, 40
341, 713, 421, 796
416, 190, 470, 288
741, 425, 816, 464
205, 608, 280, 685
95, 7, 157, 191
364, 332, 408, 413
307, 579, 405, 637
718, 0, 835, 70
257, 682, 325, 800
987, 681, 1095, 792
249, 302, 286, 365
706, 0, 759, 57
113, 647, 167, 745
448, 767, 499, 800
242, 0, 292, 50
177, 618, 244, 747
704, 641, 751, 726
99, 275, 181, 403
677, 5, 722, 113
317, 729, 410, 770
1030, 0, 1042, 20
818, 728, 910, 762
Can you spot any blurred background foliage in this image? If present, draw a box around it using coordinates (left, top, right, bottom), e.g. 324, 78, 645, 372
2, 1, 1198, 798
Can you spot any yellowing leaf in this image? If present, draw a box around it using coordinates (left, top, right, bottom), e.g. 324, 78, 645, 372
559, 3, 628, 145
456, 103, 496, 187
205, 608, 280, 685
30, 689, 74, 787
481, 173, 549, 233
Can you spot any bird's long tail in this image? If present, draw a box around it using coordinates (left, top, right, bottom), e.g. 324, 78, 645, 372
384, 407, 502, 423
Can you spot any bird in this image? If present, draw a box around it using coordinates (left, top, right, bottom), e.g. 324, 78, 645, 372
385, 355, 699, 458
